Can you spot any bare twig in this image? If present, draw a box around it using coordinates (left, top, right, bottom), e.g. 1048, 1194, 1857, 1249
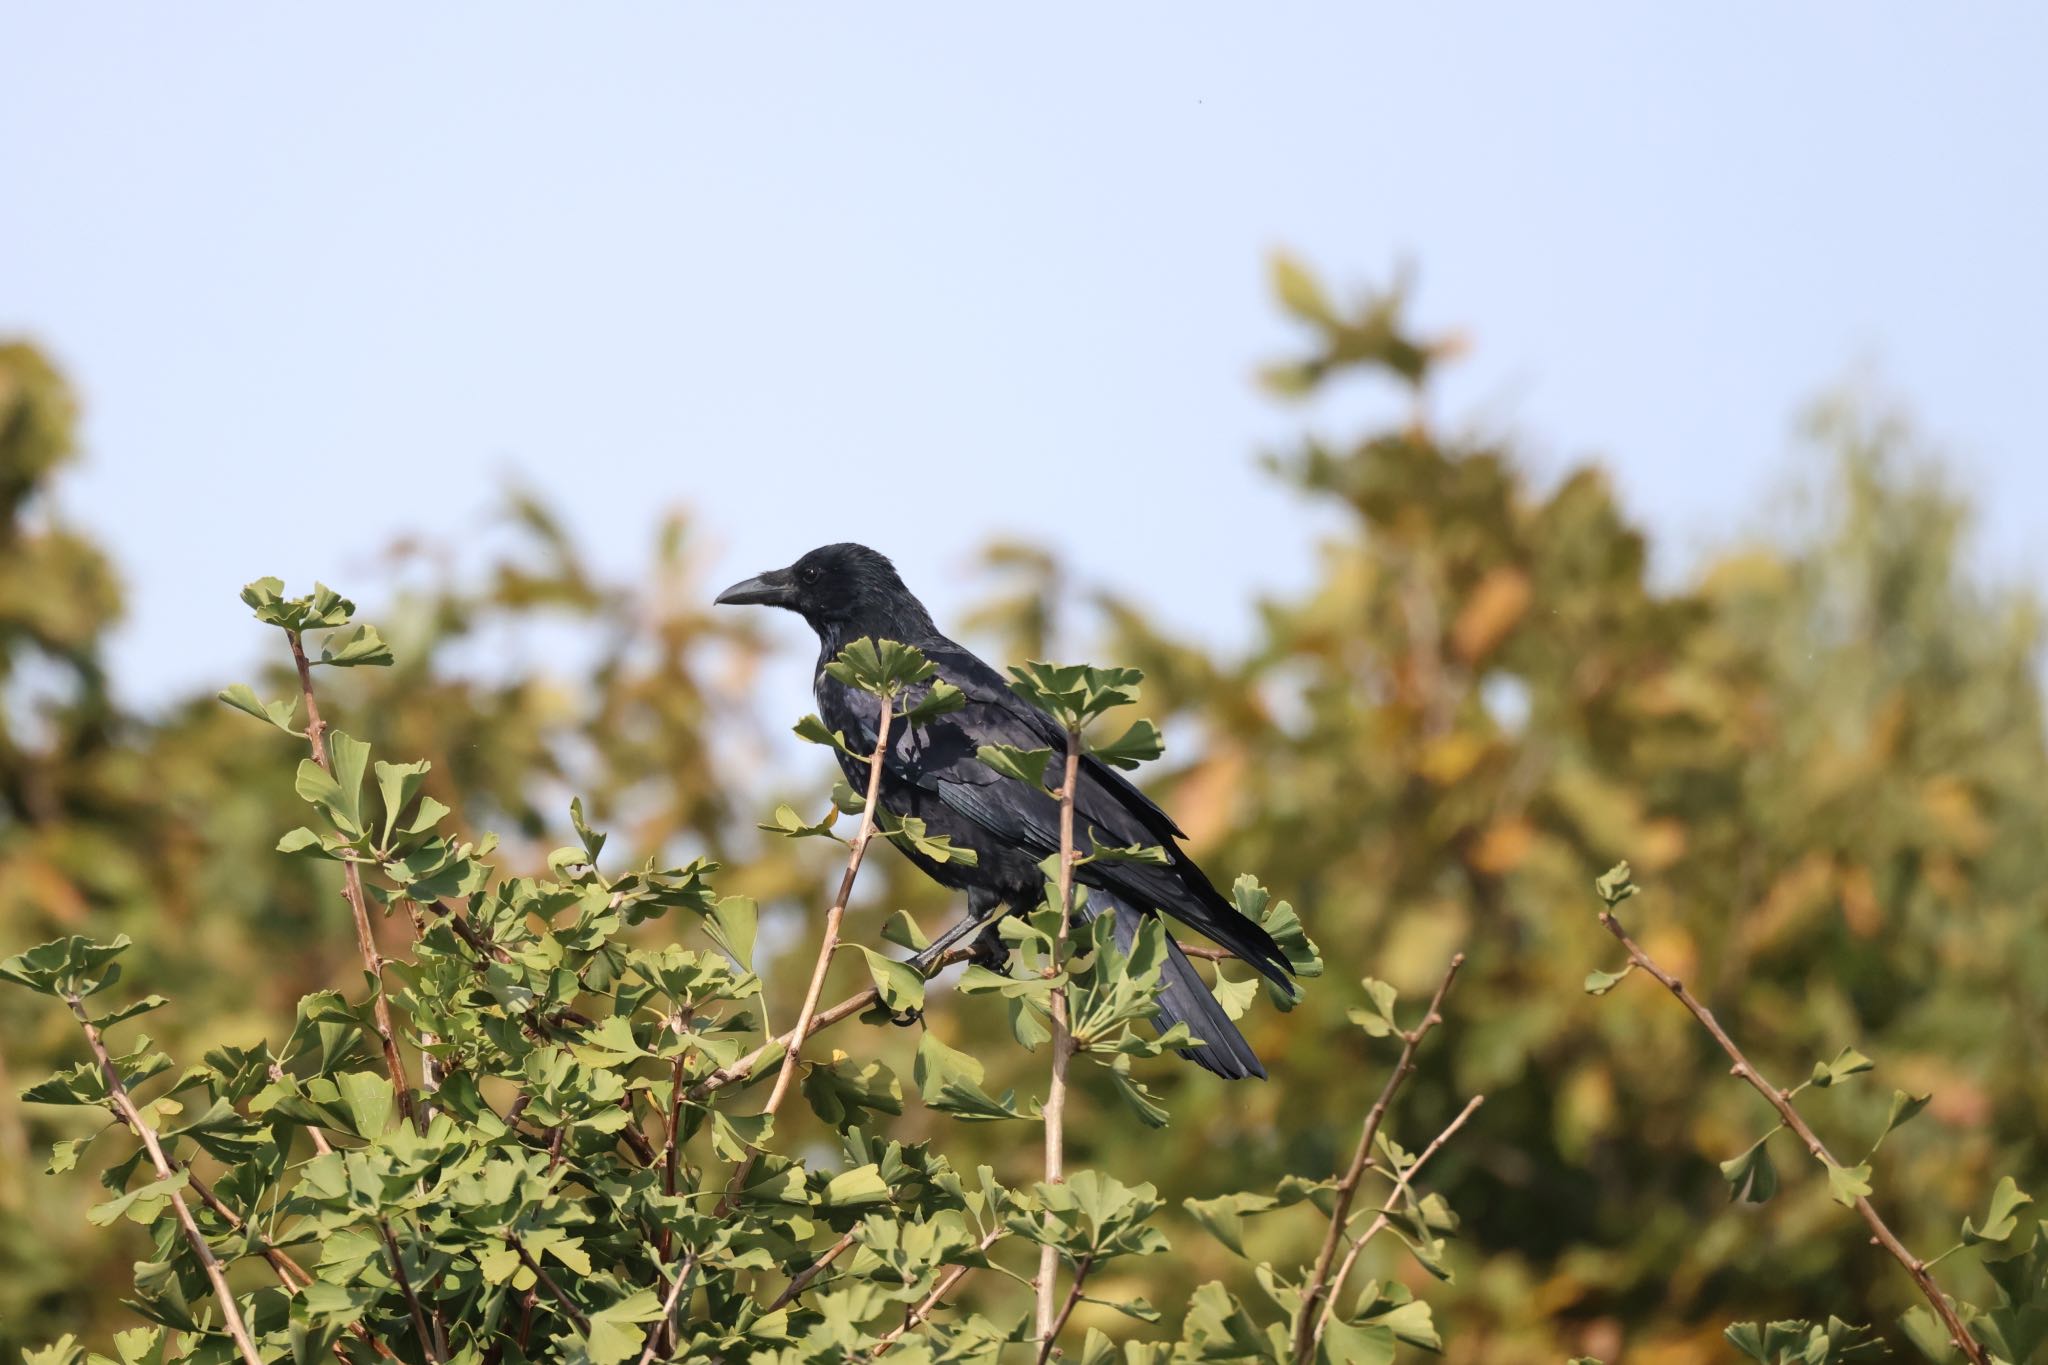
1596, 907, 1989, 1365
865, 1224, 1007, 1357
1035, 1253, 1094, 1365
1035, 736, 1083, 1353
287, 628, 416, 1129
1292, 951, 1465, 1365
722, 699, 894, 1206
68, 999, 264, 1365
1315, 1094, 1485, 1342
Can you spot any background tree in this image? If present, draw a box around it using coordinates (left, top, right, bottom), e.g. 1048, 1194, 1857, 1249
2, 246, 2044, 1362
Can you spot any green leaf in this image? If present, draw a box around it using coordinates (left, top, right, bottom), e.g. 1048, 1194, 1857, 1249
914, 1032, 1027, 1121
847, 946, 924, 1015
1826, 1160, 1873, 1208
1963, 1175, 2033, 1245
1006, 660, 1145, 730
793, 714, 855, 754
759, 803, 840, 841
1810, 1046, 1875, 1088
373, 760, 431, 845
1719, 1133, 1780, 1204
901, 679, 966, 727
1317, 1321, 1395, 1365
976, 743, 1054, 786
880, 909, 930, 952
1346, 978, 1400, 1037
1583, 964, 1634, 996
1271, 250, 1335, 324
1870, 1089, 1932, 1155
332, 1070, 395, 1139
821, 1164, 891, 1208
822, 637, 939, 698
580, 1288, 664, 1365
1182, 1191, 1280, 1258
295, 734, 372, 840
1594, 861, 1639, 907
708, 895, 759, 969
215, 683, 300, 734
48, 1132, 102, 1175
1090, 718, 1164, 770
317, 623, 393, 667
0, 934, 133, 998
554, 799, 602, 871
801, 1057, 902, 1131
1081, 840, 1170, 867
1210, 970, 1259, 1022
88, 1171, 189, 1227
881, 814, 979, 866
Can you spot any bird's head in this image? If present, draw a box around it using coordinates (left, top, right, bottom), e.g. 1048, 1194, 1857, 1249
714, 543, 929, 634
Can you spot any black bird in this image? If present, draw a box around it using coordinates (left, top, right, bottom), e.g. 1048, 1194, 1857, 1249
716, 542, 1294, 1079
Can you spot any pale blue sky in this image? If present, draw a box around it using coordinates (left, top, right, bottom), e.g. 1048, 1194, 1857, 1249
3, 5, 2044, 705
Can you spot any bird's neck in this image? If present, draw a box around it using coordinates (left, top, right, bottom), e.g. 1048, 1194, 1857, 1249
813, 599, 941, 663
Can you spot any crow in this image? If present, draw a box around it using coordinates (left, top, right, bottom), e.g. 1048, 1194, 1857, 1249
716, 542, 1294, 1079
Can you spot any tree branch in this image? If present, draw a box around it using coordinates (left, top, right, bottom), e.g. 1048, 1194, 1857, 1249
721, 698, 893, 1206
865, 1224, 1007, 1357
685, 946, 975, 1103
1314, 1093, 1485, 1343
1595, 907, 1989, 1365
1293, 950, 1465, 1365
287, 628, 416, 1129
381, 1220, 445, 1364
1035, 734, 1083, 1353
1035, 1253, 1093, 1365
68, 998, 264, 1365
513, 1239, 590, 1334
767, 1228, 859, 1312
636, 1251, 700, 1365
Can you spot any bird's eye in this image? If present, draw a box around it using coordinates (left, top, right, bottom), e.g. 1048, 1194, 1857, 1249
799, 566, 821, 584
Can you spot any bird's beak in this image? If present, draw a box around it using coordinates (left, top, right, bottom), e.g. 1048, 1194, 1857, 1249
714, 567, 798, 608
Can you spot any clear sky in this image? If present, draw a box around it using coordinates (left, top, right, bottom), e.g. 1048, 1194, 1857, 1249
3, 5, 2043, 705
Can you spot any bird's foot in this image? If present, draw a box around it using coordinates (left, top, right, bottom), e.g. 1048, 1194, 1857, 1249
967, 924, 1009, 970
887, 1006, 923, 1029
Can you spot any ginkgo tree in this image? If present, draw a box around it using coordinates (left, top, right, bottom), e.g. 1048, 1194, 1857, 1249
4, 580, 1483, 1365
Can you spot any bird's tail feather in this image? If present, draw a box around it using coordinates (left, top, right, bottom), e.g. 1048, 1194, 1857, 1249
1086, 891, 1267, 1081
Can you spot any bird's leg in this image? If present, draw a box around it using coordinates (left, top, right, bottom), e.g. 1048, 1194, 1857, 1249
967, 920, 1008, 969
909, 888, 1010, 976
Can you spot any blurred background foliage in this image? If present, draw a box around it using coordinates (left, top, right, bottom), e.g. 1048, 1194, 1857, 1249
2, 256, 2043, 1363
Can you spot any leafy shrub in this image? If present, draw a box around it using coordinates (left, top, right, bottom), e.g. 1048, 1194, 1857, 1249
4, 583, 1482, 1365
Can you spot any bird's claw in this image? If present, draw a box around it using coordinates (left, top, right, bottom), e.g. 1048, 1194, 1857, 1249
887, 1006, 923, 1028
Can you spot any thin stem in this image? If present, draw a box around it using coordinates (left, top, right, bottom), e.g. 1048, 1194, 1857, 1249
1036, 734, 1083, 1353
767, 1229, 860, 1311
865, 1224, 1007, 1357
513, 1239, 590, 1334
722, 698, 893, 1206
287, 628, 416, 1130
380, 1221, 444, 1364
1596, 907, 1989, 1365
69, 999, 264, 1365
1292, 951, 1465, 1365
1034, 1254, 1094, 1365
635, 1251, 700, 1365
1315, 1094, 1485, 1343
685, 946, 973, 1102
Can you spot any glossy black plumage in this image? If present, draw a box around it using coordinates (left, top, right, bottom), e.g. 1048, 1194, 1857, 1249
716, 542, 1293, 1079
